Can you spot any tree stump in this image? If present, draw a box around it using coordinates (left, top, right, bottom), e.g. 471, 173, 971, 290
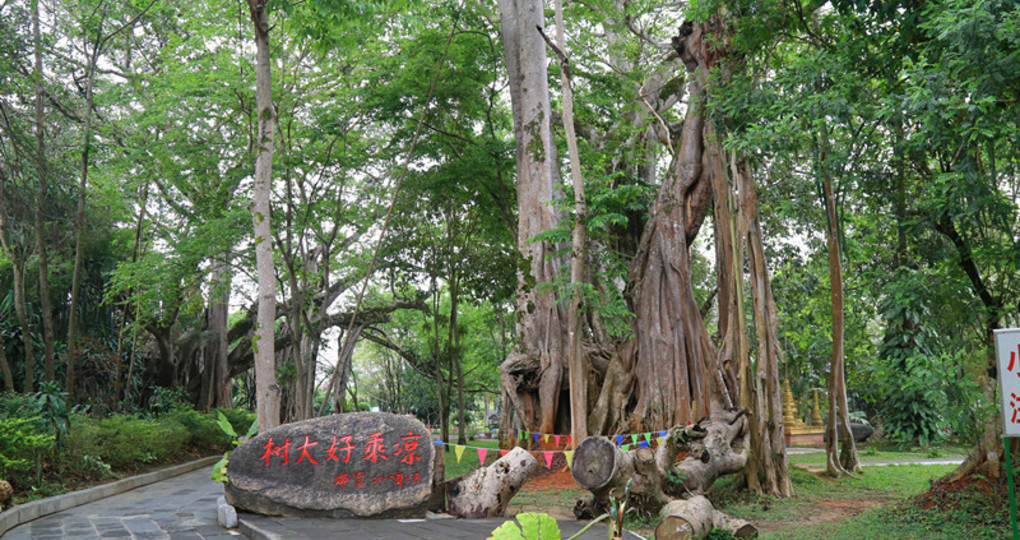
654, 496, 757, 539
446, 447, 538, 518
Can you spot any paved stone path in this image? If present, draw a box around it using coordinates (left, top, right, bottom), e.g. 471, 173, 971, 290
2, 465, 641, 539
240, 514, 639, 540
3, 467, 234, 540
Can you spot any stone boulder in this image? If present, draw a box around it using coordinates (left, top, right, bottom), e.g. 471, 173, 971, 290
824, 422, 874, 443
225, 412, 434, 519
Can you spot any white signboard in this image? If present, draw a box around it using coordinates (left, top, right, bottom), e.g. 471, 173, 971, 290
996, 329, 1020, 437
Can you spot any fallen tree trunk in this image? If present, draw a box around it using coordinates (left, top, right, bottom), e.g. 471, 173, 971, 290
655, 496, 757, 539
446, 447, 538, 518
572, 408, 748, 517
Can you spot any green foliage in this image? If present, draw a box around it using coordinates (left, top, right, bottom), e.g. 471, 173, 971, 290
63, 414, 189, 471
0, 415, 54, 488
33, 381, 69, 446
489, 512, 561, 540
147, 387, 191, 416
211, 410, 258, 484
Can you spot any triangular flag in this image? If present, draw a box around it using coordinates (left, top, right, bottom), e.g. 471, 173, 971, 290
639, 441, 649, 447
534, 433, 539, 443
433, 440, 444, 445
657, 437, 665, 446
544, 451, 554, 469
554, 435, 561, 446
543, 434, 550, 443
567, 436, 571, 447
564, 451, 574, 468
478, 448, 488, 466
621, 444, 630, 451
521, 430, 527, 440
659, 430, 667, 437
500, 449, 509, 457
631, 434, 639, 444
615, 435, 624, 446
644, 433, 652, 443
513, 428, 518, 438
454, 445, 466, 463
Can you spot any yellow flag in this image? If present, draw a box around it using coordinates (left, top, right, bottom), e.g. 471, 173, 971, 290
454, 444, 466, 463
543, 434, 550, 443
564, 450, 574, 468
657, 437, 665, 446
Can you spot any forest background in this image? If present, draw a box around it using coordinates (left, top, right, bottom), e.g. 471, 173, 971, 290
0, 0, 1018, 519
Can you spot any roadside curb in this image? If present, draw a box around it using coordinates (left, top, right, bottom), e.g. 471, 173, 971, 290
0, 455, 221, 537
238, 514, 277, 540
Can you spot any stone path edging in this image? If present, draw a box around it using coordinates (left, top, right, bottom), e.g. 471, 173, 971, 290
0, 455, 221, 537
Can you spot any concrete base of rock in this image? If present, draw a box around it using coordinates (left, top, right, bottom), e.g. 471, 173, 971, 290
217, 496, 238, 529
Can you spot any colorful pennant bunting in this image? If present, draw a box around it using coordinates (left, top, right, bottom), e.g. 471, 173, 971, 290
454, 444, 466, 463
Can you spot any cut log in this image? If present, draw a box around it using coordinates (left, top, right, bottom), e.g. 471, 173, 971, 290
573, 408, 748, 516
571, 436, 671, 516
446, 447, 538, 518
654, 496, 757, 539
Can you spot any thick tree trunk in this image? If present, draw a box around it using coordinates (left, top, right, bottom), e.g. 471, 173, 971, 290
497, 0, 568, 436
248, 0, 280, 432
655, 496, 758, 539
620, 73, 716, 431
32, 0, 56, 385
447, 447, 538, 518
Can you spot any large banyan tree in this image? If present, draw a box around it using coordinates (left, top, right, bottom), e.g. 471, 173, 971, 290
497, 1, 791, 496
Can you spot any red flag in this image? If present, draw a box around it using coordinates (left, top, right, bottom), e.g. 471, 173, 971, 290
544, 451, 554, 469
500, 449, 509, 457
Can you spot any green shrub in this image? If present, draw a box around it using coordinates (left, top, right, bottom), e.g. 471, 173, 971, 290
165, 408, 232, 449
214, 407, 257, 437
0, 416, 54, 489
85, 415, 189, 470
147, 386, 191, 415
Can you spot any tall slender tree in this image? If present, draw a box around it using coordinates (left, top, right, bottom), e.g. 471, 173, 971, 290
247, 0, 281, 432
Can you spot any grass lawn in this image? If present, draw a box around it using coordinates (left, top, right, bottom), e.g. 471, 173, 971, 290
442, 438, 502, 480
787, 443, 970, 465
442, 440, 1006, 539
715, 464, 1008, 539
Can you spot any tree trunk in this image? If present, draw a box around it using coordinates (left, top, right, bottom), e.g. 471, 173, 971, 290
0, 331, 13, 392
10, 261, 37, 394
620, 70, 715, 430
248, 0, 280, 433
497, 0, 568, 436
655, 496, 758, 539
446, 446, 539, 518
547, 0, 590, 449
214, 263, 232, 408
821, 169, 859, 476
732, 158, 793, 496
67, 19, 103, 401
32, 0, 56, 385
